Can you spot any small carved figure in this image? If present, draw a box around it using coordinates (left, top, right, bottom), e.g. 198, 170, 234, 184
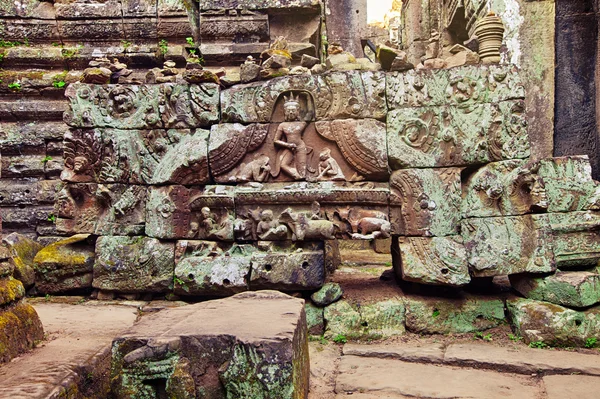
271, 93, 314, 180
200, 207, 232, 240
234, 155, 271, 183
317, 148, 345, 181
256, 210, 288, 240
334, 206, 389, 234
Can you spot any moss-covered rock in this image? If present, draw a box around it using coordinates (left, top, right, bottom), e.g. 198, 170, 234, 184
404, 296, 506, 334
324, 299, 405, 339
0, 301, 44, 363
507, 298, 600, 347
3, 233, 43, 288
305, 302, 324, 335
510, 271, 600, 308
311, 282, 343, 306
0, 277, 25, 306
33, 234, 95, 294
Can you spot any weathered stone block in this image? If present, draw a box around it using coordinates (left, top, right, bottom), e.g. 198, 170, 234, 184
174, 241, 251, 296
462, 160, 547, 218
386, 64, 525, 109
55, 0, 123, 18
404, 296, 506, 334
324, 299, 405, 339
0, 122, 65, 155
55, 183, 101, 235
58, 19, 124, 42
311, 282, 343, 306
507, 298, 600, 347
33, 234, 95, 294
208, 119, 389, 183
387, 100, 529, 169
548, 211, 600, 268
64, 83, 219, 129
249, 241, 325, 291
305, 302, 324, 335
221, 71, 386, 123
234, 182, 390, 241
390, 168, 461, 236
198, 0, 320, 9
1, 155, 46, 178
2, 233, 42, 289
0, 277, 25, 307
510, 271, 600, 308
395, 236, 470, 287
462, 215, 556, 277
94, 236, 175, 293
0, 301, 44, 364
538, 156, 600, 212
0, 19, 60, 41
110, 291, 309, 399
146, 185, 234, 240
94, 185, 147, 236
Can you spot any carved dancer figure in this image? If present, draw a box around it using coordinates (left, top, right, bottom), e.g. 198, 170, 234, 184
272, 93, 314, 180
256, 209, 288, 240
317, 148, 345, 181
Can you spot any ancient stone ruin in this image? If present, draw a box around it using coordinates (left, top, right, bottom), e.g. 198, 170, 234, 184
0, 0, 599, 397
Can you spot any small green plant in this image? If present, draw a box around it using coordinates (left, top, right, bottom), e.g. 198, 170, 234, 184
473, 331, 492, 341
41, 155, 53, 164
173, 275, 185, 286
61, 44, 82, 59
185, 37, 196, 47
508, 333, 522, 342
432, 309, 440, 318
529, 341, 548, 349
47, 214, 57, 223
158, 39, 169, 55
188, 49, 197, 55
44, 293, 52, 302
121, 40, 132, 49
53, 80, 66, 88
333, 334, 347, 344
585, 337, 598, 348
8, 81, 21, 91
52, 42, 61, 47
0, 52, 4, 63
0, 40, 22, 48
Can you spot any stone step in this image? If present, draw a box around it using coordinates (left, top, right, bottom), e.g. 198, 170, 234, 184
336, 355, 542, 398
543, 375, 600, 399
343, 342, 600, 376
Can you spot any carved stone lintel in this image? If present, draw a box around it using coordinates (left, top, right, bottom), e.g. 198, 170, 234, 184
548, 211, 600, 269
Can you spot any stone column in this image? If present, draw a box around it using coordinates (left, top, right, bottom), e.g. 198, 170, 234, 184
325, 0, 368, 57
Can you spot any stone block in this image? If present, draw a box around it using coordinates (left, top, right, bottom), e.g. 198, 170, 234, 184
462, 215, 556, 277
94, 185, 147, 236
0, 301, 44, 364
249, 241, 325, 291
233, 182, 390, 241
548, 211, 600, 268
122, 17, 159, 40
0, 19, 60, 41
208, 119, 388, 184
174, 241, 251, 297
58, 19, 124, 42
305, 302, 324, 335
404, 296, 506, 334
507, 298, 600, 347
64, 83, 219, 129
0, 122, 65, 155
510, 271, 600, 308
0, 179, 43, 206
157, 16, 194, 38
538, 156, 600, 212
311, 282, 343, 306
1, 155, 46, 178
2, 233, 42, 289
146, 186, 234, 240
324, 299, 406, 339
200, 11, 269, 42
55, 0, 123, 18
33, 234, 95, 294
386, 64, 525, 109
110, 291, 309, 399
0, 0, 54, 18
462, 160, 547, 218
221, 71, 387, 123
390, 168, 461, 236
55, 183, 101, 235
122, 0, 157, 17
2, 206, 54, 230
394, 236, 470, 287
198, 0, 320, 9
387, 100, 530, 169
93, 236, 175, 293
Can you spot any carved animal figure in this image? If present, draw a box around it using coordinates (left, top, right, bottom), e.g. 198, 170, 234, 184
356, 217, 391, 237
334, 206, 389, 234
278, 208, 335, 241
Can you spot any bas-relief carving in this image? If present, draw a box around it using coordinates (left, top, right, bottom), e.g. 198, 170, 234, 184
462, 215, 556, 277
548, 211, 600, 269
396, 236, 470, 287
387, 99, 530, 169
62, 128, 210, 185
386, 64, 525, 109
233, 182, 391, 241
146, 185, 234, 241
390, 168, 461, 237
221, 71, 387, 123
64, 83, 219, 130
199, 10, 269, 42
55, 183, 101, 235
209, 94, 388, 184
462, 160, 548, 218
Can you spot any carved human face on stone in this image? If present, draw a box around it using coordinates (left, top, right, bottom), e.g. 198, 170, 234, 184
56, 187, 76, 219
284, 102, 300, 121
261, 210, 273, 222
201, 207, 212, 218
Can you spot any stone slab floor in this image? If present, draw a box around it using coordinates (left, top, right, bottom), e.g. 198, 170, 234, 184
0, 298, 598, 398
